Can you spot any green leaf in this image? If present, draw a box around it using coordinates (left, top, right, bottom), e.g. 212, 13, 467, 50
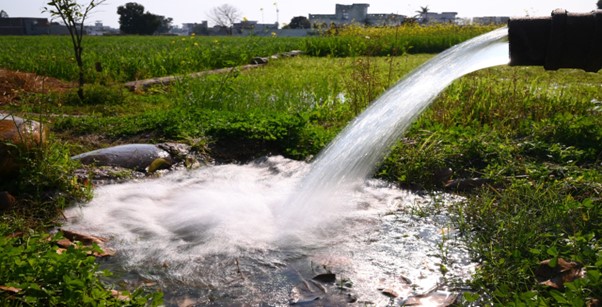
549, 290, 569, 304
463, 292, 480, 303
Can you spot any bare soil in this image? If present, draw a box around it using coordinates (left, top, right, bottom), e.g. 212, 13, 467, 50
0, 69, 73, 105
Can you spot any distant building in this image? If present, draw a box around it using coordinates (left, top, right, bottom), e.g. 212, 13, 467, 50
233, 20, 278, 35
84, 21, 118, 36
0, 17, 69, 35
472, 16, 510, 25
309, 4, 406, 27
420, 12, 458, 24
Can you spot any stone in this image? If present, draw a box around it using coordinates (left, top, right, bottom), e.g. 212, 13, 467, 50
0, 113, 48, 179
250, 57, 269, 64
0, 191, 16, 212
71, 144, 171, 172
0, 113, 47, 145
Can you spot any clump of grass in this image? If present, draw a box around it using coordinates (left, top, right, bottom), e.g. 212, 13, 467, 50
378, 65, 602, 304
453, 181, 601, 306
0, 230, 163, 305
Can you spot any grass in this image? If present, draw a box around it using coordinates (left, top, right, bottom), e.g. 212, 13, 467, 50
378, 66, 602, 305
0, 24, 600, 305
0, 24, 493, 83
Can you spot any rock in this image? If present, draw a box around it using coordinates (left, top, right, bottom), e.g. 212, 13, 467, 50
157, 142, 191, 160
0, 113, 47, 146
0, 191, 16, 212
250, 57, 269, 64
72, 144, 171, 172
74, 165, 145, 185
280, 50, 304, 57
289, 280, 323, 305
0, 113, 48, 179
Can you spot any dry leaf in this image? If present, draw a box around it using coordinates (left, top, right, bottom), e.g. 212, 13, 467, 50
110, 290, 130, 301
0, 285, 22, 293
535, 258, 584, 289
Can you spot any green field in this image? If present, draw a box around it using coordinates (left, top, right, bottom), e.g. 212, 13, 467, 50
0, 24, 496, 83
1, 24, 601, 305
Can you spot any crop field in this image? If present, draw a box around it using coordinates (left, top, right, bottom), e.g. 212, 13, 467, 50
0, 24, 496, 83
1, 23, 601, 305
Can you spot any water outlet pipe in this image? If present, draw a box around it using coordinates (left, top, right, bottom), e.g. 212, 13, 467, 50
508, 9, 602, 72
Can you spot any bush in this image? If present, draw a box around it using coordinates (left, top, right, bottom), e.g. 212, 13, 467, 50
0, 231, 162, 306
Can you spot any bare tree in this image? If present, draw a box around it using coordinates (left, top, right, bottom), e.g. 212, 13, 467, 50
207, 4, 241, 35
44, 0, 106, 102
598, 0, 602, 9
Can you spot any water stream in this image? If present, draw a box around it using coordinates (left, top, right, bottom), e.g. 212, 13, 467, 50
64, 28, 510, 305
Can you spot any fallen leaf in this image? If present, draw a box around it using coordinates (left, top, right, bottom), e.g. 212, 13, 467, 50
111, 290, 130, 301
535, 258, 584, 289
61, 229, 107, 245
56, 238, 73, 248
0, 285, 21, 293
381, 288, 399, 298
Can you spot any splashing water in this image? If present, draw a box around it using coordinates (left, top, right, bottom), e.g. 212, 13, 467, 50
64, 28, 510, 305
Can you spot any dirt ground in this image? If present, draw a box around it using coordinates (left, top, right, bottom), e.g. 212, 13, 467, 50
0, 69, 73, 105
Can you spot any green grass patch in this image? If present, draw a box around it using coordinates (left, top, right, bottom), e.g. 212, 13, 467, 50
378, 65, 602, 304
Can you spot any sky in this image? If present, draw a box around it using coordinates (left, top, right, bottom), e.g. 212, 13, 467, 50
0, 0, 597, 28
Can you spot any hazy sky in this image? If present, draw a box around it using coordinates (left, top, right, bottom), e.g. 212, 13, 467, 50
0, 0, 597, 28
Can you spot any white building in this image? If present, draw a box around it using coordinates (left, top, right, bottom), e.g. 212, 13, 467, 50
309, 4, 406, 27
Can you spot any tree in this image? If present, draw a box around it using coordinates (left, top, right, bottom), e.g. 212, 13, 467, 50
117, 2, 143, 34
286, 16, 310, 29
207, 4, 241, 35
117, 2, 170, 35
598, 0, 602, 9
0, 10, 9, 18
156, 16, 173, 34
415, 6, 430, 24
44, 0, 105, 102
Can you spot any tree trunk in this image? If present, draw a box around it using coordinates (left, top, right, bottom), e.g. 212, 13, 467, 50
76, 46, 84, 102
